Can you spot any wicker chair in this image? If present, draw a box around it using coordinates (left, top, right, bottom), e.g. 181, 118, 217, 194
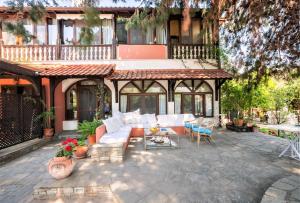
192, 119, 218, 147
184, 117, 204, 141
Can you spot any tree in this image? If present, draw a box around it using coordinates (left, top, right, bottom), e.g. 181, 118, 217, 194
79, 7, 102, 45
114, 0, 299, 85
4, 0, 53, 44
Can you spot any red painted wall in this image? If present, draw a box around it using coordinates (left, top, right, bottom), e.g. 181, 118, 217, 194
41, 78, 50, 109
54, 82, 65, 133
0, 79, 31, 86
117, 45, 167, 59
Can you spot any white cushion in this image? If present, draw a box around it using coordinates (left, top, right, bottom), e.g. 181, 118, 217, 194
123, 109, 140, 124
146, 114, 157, 126
157, 114, 195, 127
114, 116, 125, 127
99, 126, 132, 144
103, 117, 120, 133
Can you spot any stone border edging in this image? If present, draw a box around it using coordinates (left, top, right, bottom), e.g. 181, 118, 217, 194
261, 175, 300, 203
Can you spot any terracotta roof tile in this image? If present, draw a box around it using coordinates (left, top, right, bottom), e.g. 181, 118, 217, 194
27, 64, 115, 77
108, 69, 232, 80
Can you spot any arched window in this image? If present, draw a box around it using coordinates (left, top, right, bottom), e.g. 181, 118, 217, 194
174, 80, 213, 117
120, 80, 167, 115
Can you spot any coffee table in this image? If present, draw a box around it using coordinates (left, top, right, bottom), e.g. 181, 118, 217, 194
144, 127, 180, 150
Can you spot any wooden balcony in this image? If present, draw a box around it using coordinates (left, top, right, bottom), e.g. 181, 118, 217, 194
169, 44, 219, 59
0, 44, 115, 62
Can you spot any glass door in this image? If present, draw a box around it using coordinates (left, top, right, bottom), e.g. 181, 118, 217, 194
182, 94, 193, 114
128, 95, 143, 112
144, 95, 157, 114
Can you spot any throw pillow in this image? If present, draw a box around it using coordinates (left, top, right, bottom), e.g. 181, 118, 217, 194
103, 117, 120, 133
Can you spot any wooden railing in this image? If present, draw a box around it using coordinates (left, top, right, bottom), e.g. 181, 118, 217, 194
0, 44, 115, 62
169, 44, 218, 59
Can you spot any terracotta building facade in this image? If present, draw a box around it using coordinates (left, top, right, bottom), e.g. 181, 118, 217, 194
0, 1, 231, 139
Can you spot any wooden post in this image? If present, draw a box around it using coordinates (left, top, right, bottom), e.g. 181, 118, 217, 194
96, 78, 105, 119
112, 80, 118, 103
168, 80, 176, 102
49, 78, 55, 131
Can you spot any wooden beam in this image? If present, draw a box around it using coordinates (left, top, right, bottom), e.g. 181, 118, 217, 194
112, 80, 118, 103
0, 60, 38, 76
215, 79, 219, 101
168, 79, 176, 102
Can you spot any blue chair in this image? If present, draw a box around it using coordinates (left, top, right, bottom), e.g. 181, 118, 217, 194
192, 121, 215, 147
184, 121, 198, 140
185, 117, 204, 140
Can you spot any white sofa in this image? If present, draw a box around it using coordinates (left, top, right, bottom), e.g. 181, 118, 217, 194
91, 113, 196, 162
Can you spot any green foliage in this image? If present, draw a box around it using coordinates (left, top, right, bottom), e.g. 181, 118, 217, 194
36, 107, 55, 129
78, 119, 102, 137
4, 22, 34, 43
125, 8, 170, 32
79, 7, 102, 45
4, 0, 46, 43
79, 27, 94, 45
28, 1, 46, 23
222, 77, 299, 124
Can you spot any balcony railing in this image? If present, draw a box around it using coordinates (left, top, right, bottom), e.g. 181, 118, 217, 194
0, 44, 115, 62
169, 44, 218, 59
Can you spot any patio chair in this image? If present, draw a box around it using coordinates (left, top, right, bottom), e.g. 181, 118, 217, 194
185, 117, 204, 141
192, 120, 216, 147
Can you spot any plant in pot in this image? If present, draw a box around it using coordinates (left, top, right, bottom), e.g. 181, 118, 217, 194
236, 114, 244, 126
78, 119, 102, 145
73, 136, 88, 159
48, 138, 77, 180
252, 123, 259, 132
37, 107, 55, 139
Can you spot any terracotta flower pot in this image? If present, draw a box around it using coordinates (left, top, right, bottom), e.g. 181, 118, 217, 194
88, 134, 96, 145
74, 146, 88, 159
48, 156, 75, 180
44, 128, 54, 138
252, 127, 259, 133
236, 119, 244, 126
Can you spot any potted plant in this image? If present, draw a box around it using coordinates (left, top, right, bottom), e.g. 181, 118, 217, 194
252, 123, 259, 132
48, 138, 77, 180
78, 119, 102, 145
37, 107, 55, 138
73, 137, 88, 159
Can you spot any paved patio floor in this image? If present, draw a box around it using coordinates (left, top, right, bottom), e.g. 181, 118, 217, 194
0, 129, 300, 203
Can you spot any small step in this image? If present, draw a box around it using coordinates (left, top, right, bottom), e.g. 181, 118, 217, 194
58, 131, 81, 140
33, 159, 115, 200
0, 138, 51, 166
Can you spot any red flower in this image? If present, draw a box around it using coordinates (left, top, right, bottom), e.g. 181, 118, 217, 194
62, 141, 68, 145
65, 145, 72, 152
72, 139, 78, 146
66, 138, 73, 142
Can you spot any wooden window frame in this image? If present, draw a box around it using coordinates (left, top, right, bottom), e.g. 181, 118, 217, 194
119, 80, 167, 115
174, 80, 214, 117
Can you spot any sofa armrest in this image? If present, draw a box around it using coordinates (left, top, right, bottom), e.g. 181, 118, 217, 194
96, 124, 106, 143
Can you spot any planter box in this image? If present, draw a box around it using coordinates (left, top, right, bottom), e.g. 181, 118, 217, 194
226, 124, 253, 132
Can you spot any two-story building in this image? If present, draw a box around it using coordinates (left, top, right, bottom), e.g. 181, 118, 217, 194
0, 0, 231, 148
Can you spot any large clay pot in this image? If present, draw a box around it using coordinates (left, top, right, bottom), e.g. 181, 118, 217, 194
48, 157, 75, 180
88, 134, 96, 145
236, 119, 244, 126
252, 126, 259, 133
74, 146, 88, 159
44, 128, 54, 138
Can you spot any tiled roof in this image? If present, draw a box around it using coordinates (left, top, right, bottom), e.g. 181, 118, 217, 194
108, 69, 232, 80
0, 0, 209, 9
31, 64, 115, 77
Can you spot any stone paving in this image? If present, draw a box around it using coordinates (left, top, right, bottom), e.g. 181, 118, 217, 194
261, 175, 300, 203
0, 129, 300, 203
